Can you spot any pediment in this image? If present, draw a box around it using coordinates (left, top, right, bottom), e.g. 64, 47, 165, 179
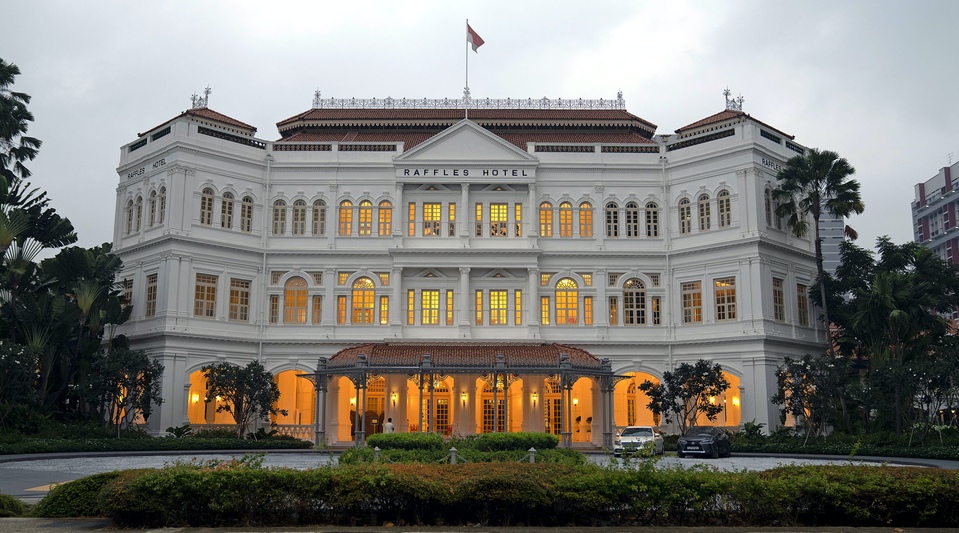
396, 120, 537, 163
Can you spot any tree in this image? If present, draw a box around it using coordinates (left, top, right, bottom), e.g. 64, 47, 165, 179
772, 148, 864, 357
639, 360, 730, 433
772, 353, 849, 444
86, 346, 164, 437
202, 361, 287, 437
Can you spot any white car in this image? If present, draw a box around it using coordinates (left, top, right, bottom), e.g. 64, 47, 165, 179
613, 426, 664, 456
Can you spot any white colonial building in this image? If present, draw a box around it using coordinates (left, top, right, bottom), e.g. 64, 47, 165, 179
113, 91, 824, 446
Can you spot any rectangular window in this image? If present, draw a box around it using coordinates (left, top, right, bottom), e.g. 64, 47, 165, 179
584, 296, 593, 325
229, 279, 250, 322
475, 203, 483, 237
581, 273, 592, 286
490, 290, 508, 325
515, 203, 523, 237
337, 295, 346, 324
490, 203, 508, 237
608, 273, 620, 287
446, 290, 454, 325
379, 296, 389, 325
773, 278, 785, 322
308, 272, 323, 285
338, 272, 351, 285
646, 206, 659, 237
408, 202, 416, 236
423, 203, 441, 236
194, 274, 217, 319
407, 289, 415, 325
540, 296, 550, 325
313, 295, 322, 324
122, 279, 133, 305
682, 281, 702, 324
514, 290, 522, 325
646, 273, 661, 287
285, 282, 307, 324
422, 290, 440, 325
475, 290, 484, 325
797, 285, 809, 326
448, 203, 456, 236
609, 296, 618, 325
271, 271, 286, 285
376, 273, 389, 286
270, 295, 279, 324
652, 296, 661, 325
145, 274, 158, 317
580, 204, 593, 237
240, 198, 252, 232
715, 278, 737, 321
541, 273, 551, 286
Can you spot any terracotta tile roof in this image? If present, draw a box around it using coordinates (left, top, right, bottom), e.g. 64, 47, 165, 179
137, 107, 257, 138
277, 108, 656, 131
675, 109, 794, 139
276, 130, 656, 151
327, 342, 603, 372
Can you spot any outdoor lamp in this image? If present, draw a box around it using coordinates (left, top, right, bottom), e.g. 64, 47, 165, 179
709, 396, 716, 404
350, 397, 356, 406
732, 397, 740, 406
531, 392, 538, 406
191, 394, 199, 404
390, 392, 397, 406
460, 392, 468, 406
572, 398, 578, 406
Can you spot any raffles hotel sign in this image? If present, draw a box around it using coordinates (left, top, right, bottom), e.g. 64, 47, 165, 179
396, 167, 536, 179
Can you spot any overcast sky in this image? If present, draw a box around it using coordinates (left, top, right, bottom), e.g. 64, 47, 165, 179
3, 0, 956, 252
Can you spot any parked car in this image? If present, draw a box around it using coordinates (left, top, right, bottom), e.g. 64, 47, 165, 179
613, 426, 664, 456
676, 426, 731, 458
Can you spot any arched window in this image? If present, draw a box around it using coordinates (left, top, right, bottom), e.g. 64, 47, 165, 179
240, 196, 253, 232
148, 191, 157, 227
625, 202, 640, 237
358, 200, 373, 236
221, 192, 234, 229
284, 277, 308, 323
539, 202, 553, 237
158, 187, 167, 224
579, 202, 593, 237
765, 189, 773, 227
134, 197, 142, 232
698, 194, 711, 231
313, 200, 326, 236
605, 203, 619, 237
623, 279, 646, 325
199, 188, 214, 226
339, 200, 353, 236
351, 277, 375, 324
645, 202, 659, 237
126, 200, 133, 234
679, 198, 691, 235
378, 201, 392, 236
272, 200, 286, 235
717, 190, 731, 228
555, 278, 578, 325
292, 200, 307, 236
559, 202, 573, 237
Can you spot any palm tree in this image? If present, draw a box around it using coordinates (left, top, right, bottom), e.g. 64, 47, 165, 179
773, 148, 864, 356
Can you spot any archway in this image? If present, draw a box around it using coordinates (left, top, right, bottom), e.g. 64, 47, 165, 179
694, 370, 742, 427
272, 370, 315, 426
614, 372, 660, 428
186, 369, 236, 425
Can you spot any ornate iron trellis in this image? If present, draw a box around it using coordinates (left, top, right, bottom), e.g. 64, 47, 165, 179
311, 90, 626, 110
480, 372, 520, 388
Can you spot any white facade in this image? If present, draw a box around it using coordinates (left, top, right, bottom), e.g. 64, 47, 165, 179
113, 101, 825, 443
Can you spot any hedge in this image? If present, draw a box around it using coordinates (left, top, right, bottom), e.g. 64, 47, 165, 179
0, 436, 311, 455
339, 447, 584, 465
0, 491, 27, 517
731, 441, 959, 461
364, 431, 558, 452
76, 462, 959, 527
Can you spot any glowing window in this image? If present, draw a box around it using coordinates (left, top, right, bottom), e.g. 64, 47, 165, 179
378, 201, 392, 236
358, 200, 373, 236
555, 278, 578, 325
559, 202, 573, 237
339, 200, 353, 236
539, 202, 553, 237
284, 277, 308, 323
579, 202, 593, 237
351, 278, 375, 324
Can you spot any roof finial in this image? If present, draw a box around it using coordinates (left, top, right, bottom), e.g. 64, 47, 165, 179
724, 87, 743, 111
313, 89, 322, 109
191, 86, 211, 109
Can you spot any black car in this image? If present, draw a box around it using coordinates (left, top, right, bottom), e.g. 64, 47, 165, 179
676, 426, 731, 458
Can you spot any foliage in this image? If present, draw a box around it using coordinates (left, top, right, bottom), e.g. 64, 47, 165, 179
339, 446, 584, 465
365, 431, 559, 452
86, 347, 164, 436
165, 424, 193, 438
0, 490, 27, 517
0, 436, 311, 455
772, 148, 863, 358
76, 462, 959, 528
639, 360, 730, 433
31, 471, 128, 517
202, 361, 287, 437
191, 427, 241, 439
772, 354, 850, 443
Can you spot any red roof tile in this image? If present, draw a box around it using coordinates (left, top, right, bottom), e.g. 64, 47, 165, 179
327, 342, 602, 372
137, 107, 257, 138
276, 130, 656, 151
675, 109, 794, 139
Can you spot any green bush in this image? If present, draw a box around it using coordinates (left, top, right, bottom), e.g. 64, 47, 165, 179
339, 446, 584, 466
191, 427, 239, 439
365, 432, 445, 450
0, 491, 27, 517
32, 471, 131, 517
469, 432, 558, 451
364, 431, 558, 452
93, 463, 959, 528
0, 436, 311, 455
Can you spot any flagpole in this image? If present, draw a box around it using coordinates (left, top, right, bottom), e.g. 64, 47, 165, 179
465, 19, 469, 120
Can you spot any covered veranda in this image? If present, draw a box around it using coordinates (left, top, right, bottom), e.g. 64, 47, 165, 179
297, 343, 627, 449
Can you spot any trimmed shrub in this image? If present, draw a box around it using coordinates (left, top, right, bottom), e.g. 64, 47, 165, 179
339, 446, 584, 466
365, 432, 445, 451
0, 436, 311, 455
32, 471, 151, 517
364, 431, 558, 452
0, 491, 27, 517
470, 432, 558, 451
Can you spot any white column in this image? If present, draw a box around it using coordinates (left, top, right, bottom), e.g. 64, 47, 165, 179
528, 268, 539, 326
391, 267, 403, 325
459, 267, 471, 326
459, 184, 470, 236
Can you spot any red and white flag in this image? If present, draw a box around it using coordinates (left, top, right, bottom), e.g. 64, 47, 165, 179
467, 24, 485, 52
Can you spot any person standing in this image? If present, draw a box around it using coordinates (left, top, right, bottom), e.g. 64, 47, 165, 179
383, 417, 395, 433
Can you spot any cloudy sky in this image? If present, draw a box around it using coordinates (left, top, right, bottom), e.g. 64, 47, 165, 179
3, 0, 955, 251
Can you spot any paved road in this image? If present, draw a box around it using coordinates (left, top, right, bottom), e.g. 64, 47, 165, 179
3, 449, 955, 504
